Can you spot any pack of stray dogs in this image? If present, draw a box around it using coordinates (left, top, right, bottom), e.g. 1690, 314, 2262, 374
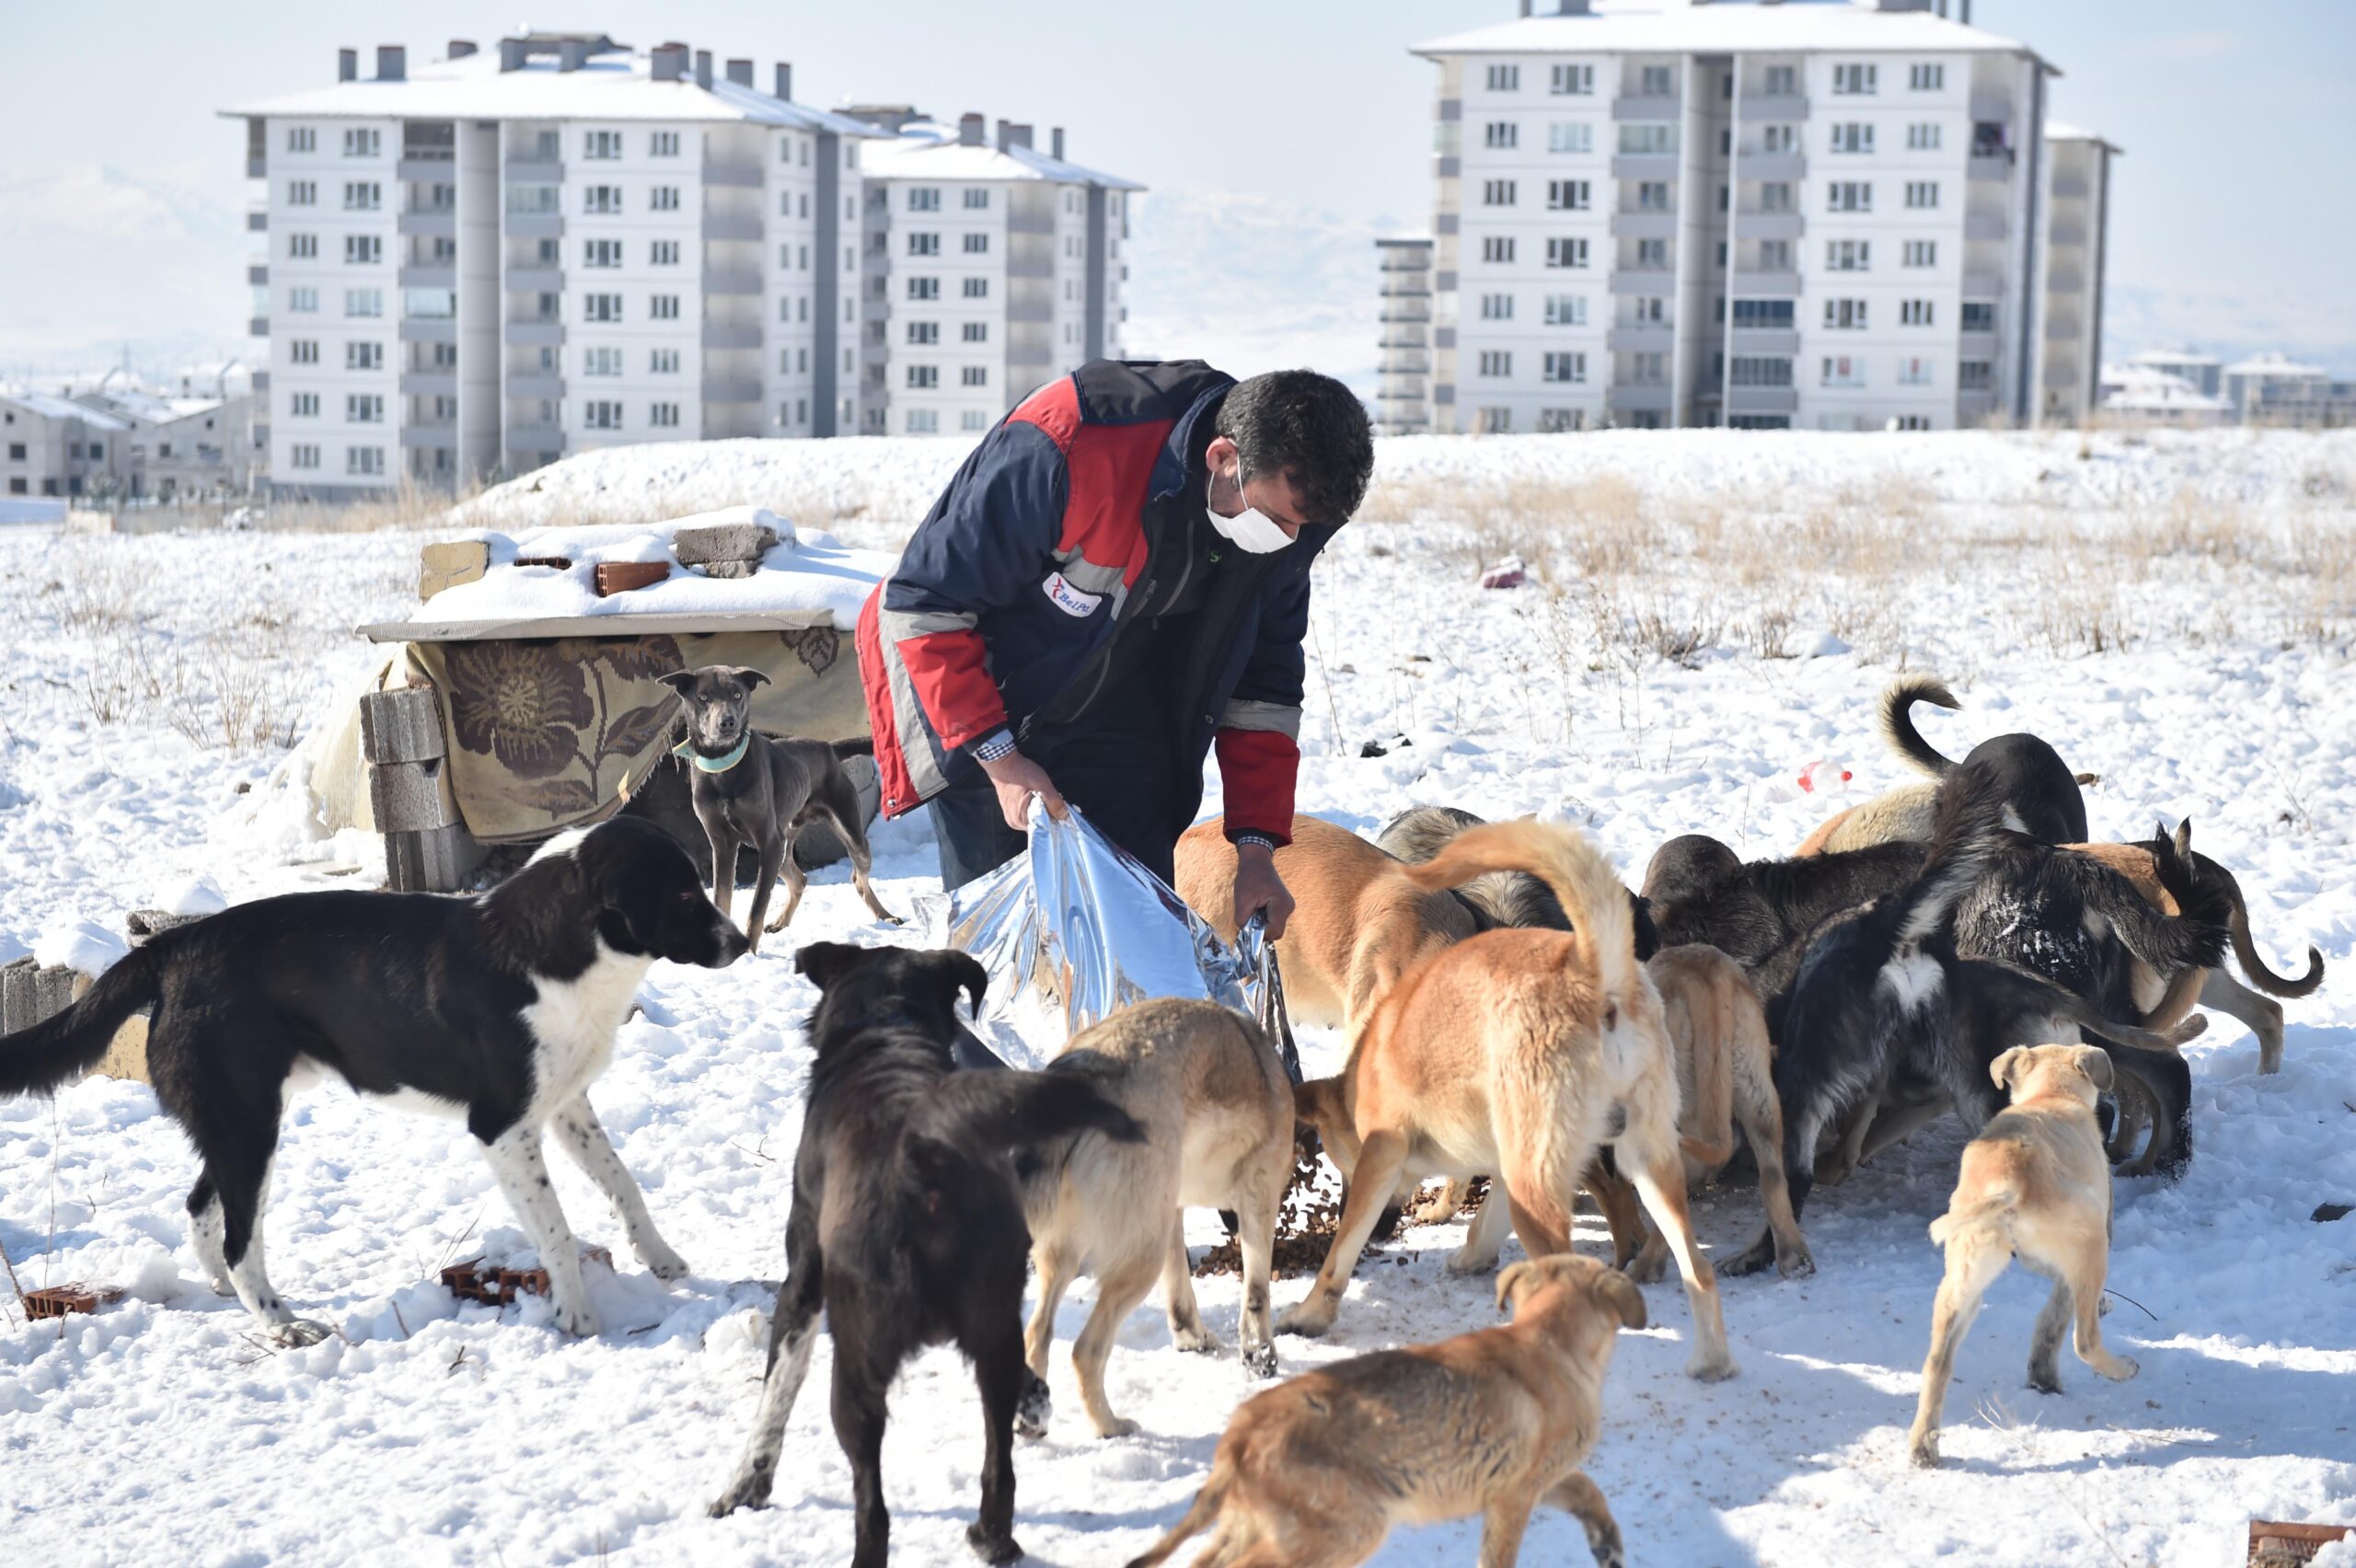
0, 669, 2322, 1567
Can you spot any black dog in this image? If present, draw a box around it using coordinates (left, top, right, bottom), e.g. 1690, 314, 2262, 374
658, 664, 900, 951
1883, 674, 2090, 844
710, 942, 1142, 1566
1643, 834, 1925, 1003
1722, 767, 2207, 1277
1377, 802, 1662, 955
0, 818, 746, 1344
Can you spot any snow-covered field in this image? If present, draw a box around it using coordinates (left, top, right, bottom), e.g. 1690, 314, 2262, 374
4, 429, 2354, 1567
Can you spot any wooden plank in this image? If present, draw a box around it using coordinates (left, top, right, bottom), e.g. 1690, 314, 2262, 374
357, 608, 841, 644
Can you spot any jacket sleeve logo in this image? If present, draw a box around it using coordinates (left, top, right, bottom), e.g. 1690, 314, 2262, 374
1041, 571, 1103, 617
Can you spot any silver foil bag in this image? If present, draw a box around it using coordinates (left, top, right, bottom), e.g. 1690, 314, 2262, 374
936, 802, 1277, 1068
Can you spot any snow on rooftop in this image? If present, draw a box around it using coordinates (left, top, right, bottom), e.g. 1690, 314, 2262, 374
222, 45, 886, 135
2099, 365, 2231, 413
2223, 352, 2332, 378
858, 120, 1143, 190
1415, 0, 2037, 60
0, 390, 132, 430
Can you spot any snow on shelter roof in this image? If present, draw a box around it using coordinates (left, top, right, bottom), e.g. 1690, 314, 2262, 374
221, 44, 888, 135
856, 121, 1143, 190
1415, 0, 2041, 63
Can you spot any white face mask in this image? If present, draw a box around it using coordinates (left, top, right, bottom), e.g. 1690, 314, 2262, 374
1207, 458, 1296, 554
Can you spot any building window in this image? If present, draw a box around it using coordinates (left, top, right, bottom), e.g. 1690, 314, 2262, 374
1482, 236, 1516, 264
584, 238, 622, 269
1551, 63, 1594, 96
1546, 179, 1590, 212
651, 131, 679, 156
585, 293, 623, 322
1485, 64, 1519, 92
1908, 122, 1942, 151
962, 321, 988, 342
1831, 122, 1874, 155
342, 127, 379, 158
1730, 356, 1793, 387
1910, 63, 1946, 92
287, 233, 318, 260
1483, 179, 1517, 207
1476, 407, 1513, 433
1618, 123, 1678, 156
288, 286, 318, 313
907, 365, 939, 388
342, 181, 380, 211
1893, 414, 1933, 431
1960, 301, 1996, 332
1761, 123, 1798, 155
964, 188, 989, 209
1542, 351, 1586, 384
290, 443, 319, 469
1820, 355, 1865, 388
651, 187, 680, 212
1759, 181, 1795, 214
343, 288, 383, 317
1903, 239, 1937, 268
1824, 298, 1868, 329
1548, 122, 1592, 155
1635, 238, 1668, 269
1639, 64, 1673, 97
1758, 238, 1794, 271
1628, 352, 1666, 384
1827, 181, 1872, 213
1959, 359, 1993, 390
907, 277, 940, 300
1826, 239, 1870, 272
1905, 180, 1939, 209
907, 321, 940, 345
1630, 296, 1667, 325
1898, 356, 1933, 386
907, 232, 941, 256
584, 346, 623, 376
1900, 299, 1934, 327
962, 277, 987, 298
1478, 351, 1512, 377
344, 234, 381, 265
1538, 408, 1582, 432
962, 409, 988, 431
346, 394, 384, 422
907, 409, 939, 433
1732, 298, 1795, 329
290, 392, 319, 417
652, 238, 679, 265
1764, 63, 1798, 97
1832, 63, 1878, 96
650, 294, 680, 320
585, 186, 622, 214
288, 179, 316, 206
907, 188, 941, 212
1543, 293, 1587, 326
290, 339, 319, 364
651, 348, 680, 373
344, 341, 382, 370
583, 400, 623, 431
584, 130, 621, 160
961, 366, 988, 387
651, 402, 679, 427
1484, 121, 1518, 150
963, 232, 989, 254
1636, 180, 1671, 212
1480, 293, 1514, 320
286, 127, 316, 153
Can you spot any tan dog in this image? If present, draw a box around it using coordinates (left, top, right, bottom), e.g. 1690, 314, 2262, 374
1125, 1254, 1643, 1568
1021, 998, 1296, 1438
1175, 813, 1477, 1032
1908, 1043, 2139, 1469
1276, 819, 1737, 1381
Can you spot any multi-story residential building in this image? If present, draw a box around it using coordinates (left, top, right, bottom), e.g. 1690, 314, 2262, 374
2109, 348, 2223, 401
1407, 0, 2114, 432
2095, 363, 2231, 428
2031, 122, 2117, 426
846, 110, 1139, 436
0, 392, 132, 500
1375, 236, 1436, 433
2222, 353, 2356, 428
71, 386, 260, 500
225, 34, 886, 500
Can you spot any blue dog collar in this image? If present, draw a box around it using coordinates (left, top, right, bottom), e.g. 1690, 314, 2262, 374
673, 733, 752, 774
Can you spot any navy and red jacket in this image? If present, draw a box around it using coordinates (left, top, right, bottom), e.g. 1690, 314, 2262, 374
855, 359, 1334, 847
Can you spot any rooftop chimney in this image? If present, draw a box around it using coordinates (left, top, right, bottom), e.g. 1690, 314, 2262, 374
1008, 122, 1034, 151
1051, 126, 1065, 160
338, 48, 358, 82
694, 49, 712, 89
1559, 0, 1592, 12
448, 39, 477, 59
558, 40, 588, 72
498, 38, 526, 72
959, 112, 985, 148
725, 57, 753, 87
774, 62, 792, 101
1519, 0, 1532, 16
652, 43, 686, 82
376, 45, 406, 82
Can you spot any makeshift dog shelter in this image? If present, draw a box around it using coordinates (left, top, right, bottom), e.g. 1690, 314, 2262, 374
343, 507, 892, 889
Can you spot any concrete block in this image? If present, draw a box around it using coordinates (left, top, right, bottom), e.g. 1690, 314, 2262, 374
127, 909, 205, 943
2, 958, 79, 1034
370, 756, 459, 832
672, 523, 776, 566
419, 539, 490, 600
360, 686, 448, 764
699, 559, 759, 580
387, 822, 484, 893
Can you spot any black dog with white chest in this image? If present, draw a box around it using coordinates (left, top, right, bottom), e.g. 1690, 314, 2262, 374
659, 664, 901, 951
711, 941, 1142, 1567
0, 817, 745, 1345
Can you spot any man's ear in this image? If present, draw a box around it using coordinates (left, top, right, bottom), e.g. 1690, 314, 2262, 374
917, 949, 987, 1019
728, 665, 773, 691
657, 670, 699, 698
1990, 1046, 2027, 1093
794, 940, 870, 994
2076, 1045, 2116, 1092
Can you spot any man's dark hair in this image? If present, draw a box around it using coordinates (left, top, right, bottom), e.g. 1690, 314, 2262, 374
1215, 369, 1376, 524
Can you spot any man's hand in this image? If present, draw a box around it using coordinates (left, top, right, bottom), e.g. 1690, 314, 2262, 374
978, 747, 1068, 832
1232, 841, 1294, 940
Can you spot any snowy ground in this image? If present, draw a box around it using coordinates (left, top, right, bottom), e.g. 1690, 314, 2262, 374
4, 430, 2354, 1567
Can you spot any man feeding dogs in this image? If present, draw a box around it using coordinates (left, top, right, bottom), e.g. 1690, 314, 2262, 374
855, 360, 1376, 932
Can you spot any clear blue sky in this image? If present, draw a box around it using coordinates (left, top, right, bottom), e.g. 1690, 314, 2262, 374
2, 0, 2350, 367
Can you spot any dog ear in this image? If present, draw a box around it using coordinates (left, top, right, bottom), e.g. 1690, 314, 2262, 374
2076, 1045, 2116, 1092
793, 940, 870, 994
1597, 1267, 1648, 1332
1495, 1260, 1533, 1317
916, 949, 988, 1019
2173, 817, 2192, 857
656, 671, 699, 698
1290, 1076, 1339, 1133
1989, 1046, 2027, 1093
728, 665, 773, 691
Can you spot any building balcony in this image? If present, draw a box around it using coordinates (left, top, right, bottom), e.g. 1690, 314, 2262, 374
2053, 175, 2090, 199
248, 316, 269, 337
1609, 269, 1675, 295
247, 154, 267, 179
1727, 385, 1798, 415
1967, 153, 2013, 183
701, 213, 764, 242
1436, 155, 1461, 179
2043, 361, 2082, 391
507, 213, 565, 239
398, 211, 456, 238
701, 322, 762, 351
504, 264, 563, 292
502, 319, 564, 346
1007, 211, 1057, 236
1731, 269, 1801, 294
1741, 151, 1807, 183
1380, 353, 1432, 375
399, 318, 459, 344
1382, 306, 1434, 327
1958, 387, 1999, 419
1607, 383, 1673, 412
2045, 315, 2084, 343
2048, 272, 2085, 294
700, 375, 762, 403
1961, 272, 2005, 298
1611, 94, 1680, 121
398, 156, 456, 183
2049, 224, 2086, 248
1729, 327, 1799, 355
399, 425, 458, 450
247, 209, 268, 232
504, 158, 563, 182
1735, 209, 1804, 241
1378, 256, 1432, 272
1738, 93, 1807, 121
1380, 282, 1433, 298
247, 263, 270, 285
505, 372, 562, 399
1610, 210, 1677, 240
506, 423, 563, 447
1959, 329, 2000, 357
1969, 92, 2012, 123
702, 159, 764, 189
703, 268, 763, 295
400, 370, 457, 398
251, 370, 270, 391
1607, 323, 1675, 353
398, 264, 456, 289
1963, 211, 2008, 241
1611, 153, 1679, 181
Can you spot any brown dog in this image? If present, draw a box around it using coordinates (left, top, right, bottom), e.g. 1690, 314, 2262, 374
1125, 1254, 1642, 1568
1276, 819, 1736, 1381
1908, 1043, 2139, 1469
1021, 998, 1297, 1436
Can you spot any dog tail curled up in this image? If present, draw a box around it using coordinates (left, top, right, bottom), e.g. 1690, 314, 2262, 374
1397, 817, 1638, 1010
0, 947, 158, 1098
1927, 1183, 2017, 1248
1880, 674, 1964, 778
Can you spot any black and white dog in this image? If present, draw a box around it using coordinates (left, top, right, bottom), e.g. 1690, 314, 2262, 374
0, 817, 746, 1345
711, 942, 1141, 1566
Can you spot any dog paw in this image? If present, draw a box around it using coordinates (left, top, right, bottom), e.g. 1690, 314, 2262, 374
553, 1300, 602, 1338
269, 1318, 333, 1348
640, 1244, 690, 1282
2100, 1355, 2140, 1382
1776, 1245, 1818, 1281
1171, 1324, 1222, 1355
709, 1481, 770, 1518
2027, 1366, 2062, 1395
1014, 1372, 1053, 1438
1242, 1343, 1279, 1379
1908, 1435, 1942, 1470
1717, 1237, 1777, 1278
1275, 1302, 1333, 1339
1444, 1246, 1501, 1276
1623, 1251, 1669, 1286
965, 1523, 1023, 1564
1092, 1415, 1140, 1440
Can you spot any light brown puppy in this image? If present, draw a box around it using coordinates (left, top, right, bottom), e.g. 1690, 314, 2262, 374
1276, 819, 1737, 1382
1175, 813, 1478, 1033
1124, 1254, 1643, 1568
1908, 1043, 2139, 1469
1020, 998, 1297, 1437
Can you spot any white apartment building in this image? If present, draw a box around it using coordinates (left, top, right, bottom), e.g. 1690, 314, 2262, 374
2032, 122, 2118, 426
1409, 0, 2114, 432
225, 35, 886, 500
848, 111, 1139, 436
1375, 237, 1437, 433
